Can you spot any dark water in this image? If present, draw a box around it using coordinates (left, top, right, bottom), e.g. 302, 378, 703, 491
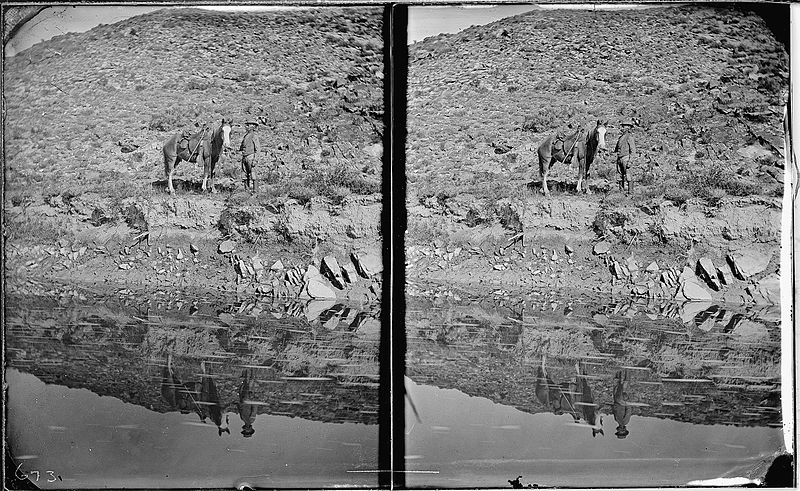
404, 289, 786, 488
5, 280, 380, 488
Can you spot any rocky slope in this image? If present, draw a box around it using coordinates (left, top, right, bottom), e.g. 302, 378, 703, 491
4, 7, 385, 299
406, 5, 787, 305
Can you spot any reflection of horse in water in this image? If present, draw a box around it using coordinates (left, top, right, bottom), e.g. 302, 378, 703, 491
162, 118, 232, 194
161, 353, 202, 415
160, 355, 229, 436
535, 355, 577, 418
534, 357, 603, 437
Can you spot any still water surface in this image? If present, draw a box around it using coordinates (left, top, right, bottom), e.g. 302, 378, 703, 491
404, 288, 784, 488
5, 280, 380, 488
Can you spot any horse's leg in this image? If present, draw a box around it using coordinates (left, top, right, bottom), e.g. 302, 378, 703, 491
165, 155, 178, 195
584, 151, 594, 195
199, 153, 208, 192
538, 149, 550, 196
209, 154, 217, 194
575, 147, 587, 194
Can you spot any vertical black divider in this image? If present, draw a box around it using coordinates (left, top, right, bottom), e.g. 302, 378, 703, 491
379, 3, 408, 489
393, 3, 408, 489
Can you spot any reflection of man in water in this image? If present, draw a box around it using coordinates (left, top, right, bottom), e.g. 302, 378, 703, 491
199, 362, 230, 437
613, 370, 633, 439
238, 369, 257, 437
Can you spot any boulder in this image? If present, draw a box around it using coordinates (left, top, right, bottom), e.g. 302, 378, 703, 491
305, 279, 336, 299
697, 257, 720, 290
218, 240, 236, 254
270, 260, 284, 271
716, 266, 731, 286
645, 261, 659, 272
303, 264, 323, 282
593, 241, 611, 255
321, 255, 345, 289
728, 249, 772, 279
305, 299, 336, 321
678, 266, 695, 283
679, 300, 712, 324
342, 262, 359, 283
565, 244, 574, 255
352, 252, 382, 278
681, 279, 713, 302
190, 243, 200, 254
750, 273, 781, 305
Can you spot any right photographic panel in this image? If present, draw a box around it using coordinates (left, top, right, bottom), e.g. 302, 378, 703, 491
404, 4, 789, 488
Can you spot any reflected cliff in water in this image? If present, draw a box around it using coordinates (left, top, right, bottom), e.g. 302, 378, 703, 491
404, 286, 784, 487
5, 279, 380, 488
406, 287, 781, 429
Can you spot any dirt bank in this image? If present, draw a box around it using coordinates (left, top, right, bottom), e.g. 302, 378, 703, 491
5, 190, 383, 302
406, 191, 782, 306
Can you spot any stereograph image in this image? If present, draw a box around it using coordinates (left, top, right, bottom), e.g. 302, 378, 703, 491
4, 5, 383, 488
3, 2, 794, 490
404, 4, 789, 488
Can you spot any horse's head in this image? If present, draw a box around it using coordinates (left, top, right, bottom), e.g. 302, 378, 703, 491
595, 120, 608, 151
221, 118, 232, 149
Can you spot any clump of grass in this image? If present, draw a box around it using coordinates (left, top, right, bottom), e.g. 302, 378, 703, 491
281, 166, 379, 205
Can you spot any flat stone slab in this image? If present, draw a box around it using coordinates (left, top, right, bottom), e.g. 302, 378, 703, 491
728, 249, 772, 279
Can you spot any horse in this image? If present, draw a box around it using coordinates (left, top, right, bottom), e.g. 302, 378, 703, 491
162, 118, 232, 194
536, 120, 607, 196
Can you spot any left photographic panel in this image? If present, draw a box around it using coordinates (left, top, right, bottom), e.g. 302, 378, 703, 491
4, 5, 385, 488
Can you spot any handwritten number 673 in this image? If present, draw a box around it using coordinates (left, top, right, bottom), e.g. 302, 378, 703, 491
15, 465, 60, 483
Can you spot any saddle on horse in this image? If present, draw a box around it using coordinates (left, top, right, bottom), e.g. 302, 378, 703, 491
177, 131, 193, 161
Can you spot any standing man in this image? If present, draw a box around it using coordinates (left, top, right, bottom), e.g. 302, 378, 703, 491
240, 121, 261, 193
615, 120, 636, 193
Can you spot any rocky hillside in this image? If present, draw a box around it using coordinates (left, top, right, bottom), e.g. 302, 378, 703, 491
4, 7, 385, 298
5, 7, 384, 195
406, 5, 787, 304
